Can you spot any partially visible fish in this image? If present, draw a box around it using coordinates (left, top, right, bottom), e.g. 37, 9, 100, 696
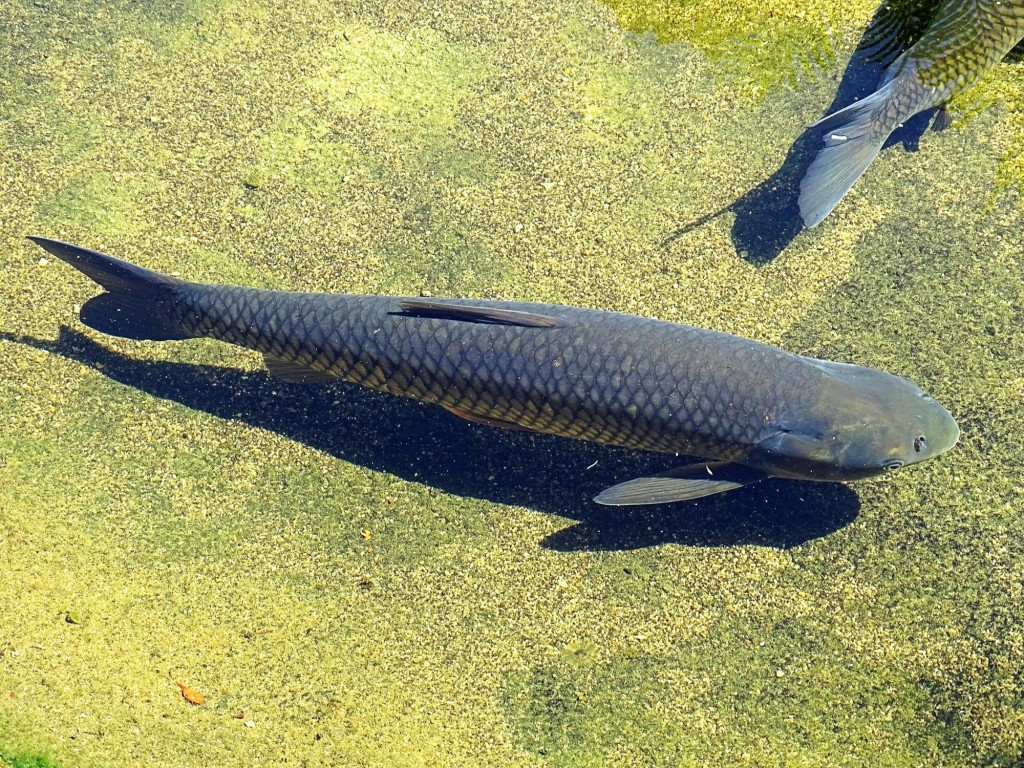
29, 237, 960, 506
800, 0, 1024, 227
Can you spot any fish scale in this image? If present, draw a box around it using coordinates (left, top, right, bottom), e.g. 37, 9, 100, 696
29, 237, 960, 505
904, 0, 1024, 92
917, 0, 1024, 73
160, 283, 808, 458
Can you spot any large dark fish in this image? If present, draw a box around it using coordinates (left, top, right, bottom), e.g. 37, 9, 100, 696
800, 0, 1024, 227
29, 237, 960, 505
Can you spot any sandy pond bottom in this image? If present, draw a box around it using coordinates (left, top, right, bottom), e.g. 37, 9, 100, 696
1, 0, 1023, 765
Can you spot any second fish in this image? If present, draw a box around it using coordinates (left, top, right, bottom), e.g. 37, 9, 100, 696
800, 0, 1024, 227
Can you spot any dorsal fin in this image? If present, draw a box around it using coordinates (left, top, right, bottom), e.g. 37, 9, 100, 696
397, 299, 565, 328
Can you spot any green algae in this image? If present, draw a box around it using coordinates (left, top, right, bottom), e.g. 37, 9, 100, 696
0, 745, 61, 768
507, 633, 964, 765
307, 24, 495, 138
599, 0, 870, 98
36, 173, 146, 236
991, 83, 1024, 197
1, 0, 1023, 766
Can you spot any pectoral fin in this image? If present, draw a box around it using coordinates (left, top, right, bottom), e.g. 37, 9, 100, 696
593, 462, 769, 506
748, 430, 831, 479
397, 299, 565, 328
263, 355, 339, 383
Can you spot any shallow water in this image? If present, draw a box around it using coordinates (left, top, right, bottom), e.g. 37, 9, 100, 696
1, 0, 1022, 765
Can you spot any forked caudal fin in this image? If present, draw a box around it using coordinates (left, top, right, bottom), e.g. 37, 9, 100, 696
798, 80, 898, 228
28, 236, 190, 341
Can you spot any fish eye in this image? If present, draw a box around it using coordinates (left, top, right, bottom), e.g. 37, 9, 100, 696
883, 459, 904, 471
914, 435, 926, 453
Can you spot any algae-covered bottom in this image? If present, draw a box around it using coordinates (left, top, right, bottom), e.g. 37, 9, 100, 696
1, 0, 1022, 765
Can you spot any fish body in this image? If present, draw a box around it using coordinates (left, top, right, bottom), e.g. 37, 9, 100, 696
799, 0, 1024, 227
30, 237, 960, 505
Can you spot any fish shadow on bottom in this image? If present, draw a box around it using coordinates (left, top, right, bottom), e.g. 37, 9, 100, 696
3, 328, 860, 551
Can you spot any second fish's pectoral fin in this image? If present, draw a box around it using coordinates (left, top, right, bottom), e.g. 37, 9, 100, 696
593, 462, 769, 506
443, 405, 529, 430
397, 299, 565, 328
263, 354, 339, 383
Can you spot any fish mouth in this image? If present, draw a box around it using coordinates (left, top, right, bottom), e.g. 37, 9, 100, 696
913, 395, 960, 463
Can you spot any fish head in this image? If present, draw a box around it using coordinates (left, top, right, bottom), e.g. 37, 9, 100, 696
751, 360, 959, 482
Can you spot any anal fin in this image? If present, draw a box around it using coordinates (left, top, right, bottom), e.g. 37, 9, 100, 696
443, 405, 528, 430
263, 354, 339, 383
594, 462, 768, 506
931, 104, 955, 132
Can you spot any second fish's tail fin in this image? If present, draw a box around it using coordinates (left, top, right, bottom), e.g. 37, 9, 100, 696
797, 78, 902, 228
28, 236, 192, 341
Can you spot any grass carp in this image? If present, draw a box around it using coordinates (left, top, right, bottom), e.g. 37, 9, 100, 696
30, 237, 960, 506
800, 0, 1024, 227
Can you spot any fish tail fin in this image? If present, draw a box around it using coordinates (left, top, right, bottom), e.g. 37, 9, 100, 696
28, 236, 192, 341
799, 80, 900, 228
